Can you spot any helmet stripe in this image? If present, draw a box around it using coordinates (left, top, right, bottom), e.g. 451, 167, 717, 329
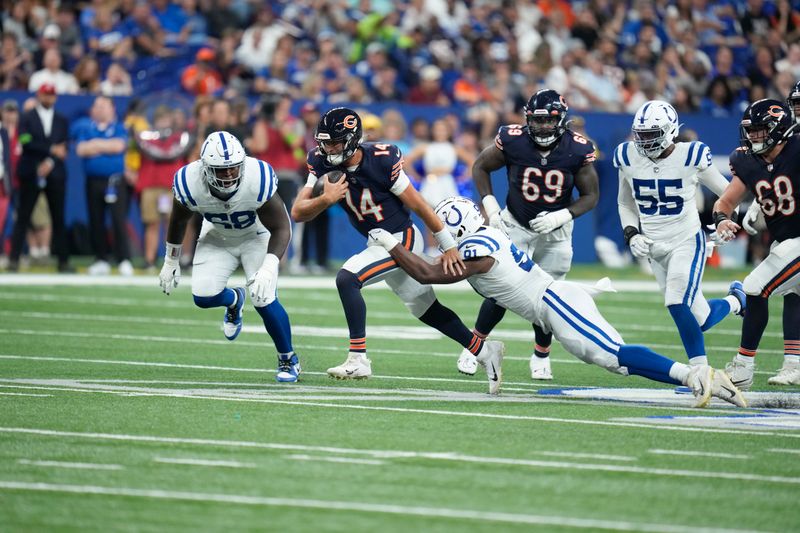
218, 132, 229, 161
638, 102, 651, 124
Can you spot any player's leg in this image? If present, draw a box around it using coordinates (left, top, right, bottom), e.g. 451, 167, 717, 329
241, 232, 298, 383
327, 227, 417, 379
542, 281, 746, 407
727, 238, 800, 390
456, 298, 505, 376
661, 232, 710, 365
769, 291, 800, 385
191, 234, 243, 340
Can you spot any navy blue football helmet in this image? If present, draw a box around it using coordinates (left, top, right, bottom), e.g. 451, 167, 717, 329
739, 99, 793, 155
523, 89, 569, 148
315, 107, 363, 166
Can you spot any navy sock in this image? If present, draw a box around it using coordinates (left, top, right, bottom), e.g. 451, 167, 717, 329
667, 303, 705, 359
533, 324, 552, 357
617, 344, 681, 386
700, 298, 732, 332
474, 298, 506, 336
741, 294, 769, 352
193, 288, 236, 309
255, 299, 293, 354
336, 269, 366, 340
419, 299, 475, 349
783, 294, 800, 352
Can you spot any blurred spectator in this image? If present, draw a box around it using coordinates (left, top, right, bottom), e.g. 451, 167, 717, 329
127, 0, 172, 58
32, 24, 63, 71
0, 103, 11, 263
73, 96, 132, 276
776, 42, 800, 79
381, 109, 411, 154
74, 56, 102, 95
9, 85, 71, 273
100, 63, 133, 96
407, 64, 451, 105
298, 102, 329, 274
87, 6, 133, 60
4, 3, 38, 54
204, 98, 247, 143
361, 113, 383, 141
28, 50, 79, 95
53, 6, 84, 63
179, 0, 209, 46
181, 48, 224, 96
453, 61, 497, 142
1, 33, 33, 91
150, 0, 188, 45
700, 76, 736, 117
205, 0, 243, 40
235, 6, 286, 72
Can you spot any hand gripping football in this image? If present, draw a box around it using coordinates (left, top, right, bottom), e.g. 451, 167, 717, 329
311, 170, 345, 198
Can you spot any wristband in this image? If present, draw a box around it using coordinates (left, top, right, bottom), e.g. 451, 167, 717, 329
713, 211, 729, 226
623, 226, 640, 245
165, 242, 182, 260
261, 253, 280, 271
434, 228, 457, 251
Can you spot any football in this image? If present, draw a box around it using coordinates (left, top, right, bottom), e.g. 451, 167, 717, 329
311, 170, 345, 198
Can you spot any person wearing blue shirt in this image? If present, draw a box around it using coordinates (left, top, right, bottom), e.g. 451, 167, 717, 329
74, 96, 132, 276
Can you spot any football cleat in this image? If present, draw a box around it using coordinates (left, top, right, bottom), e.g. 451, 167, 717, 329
530, 355, 553, 380
476, 340, 504, 395
223, 287, 246, 341
725, 358, 755, 391
327, 352, 372, 380
727, 280, 746, 317
456, 348, 478, 376
686, 364, 714, 408
711, 370, 747, 407
767, 360, 800, 386
276, 354, 301, 383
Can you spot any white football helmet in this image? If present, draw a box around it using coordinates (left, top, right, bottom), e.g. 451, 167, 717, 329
434, 196, 486, 241
200, 131, 246, 196
631, 100, 680, 158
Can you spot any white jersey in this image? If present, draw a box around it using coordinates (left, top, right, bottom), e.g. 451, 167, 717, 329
614, 140, 716, 252
172, 156, 278, 239
458, 226, 554, 325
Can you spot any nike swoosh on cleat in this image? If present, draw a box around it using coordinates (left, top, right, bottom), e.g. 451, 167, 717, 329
490, 363, 498, 381
345, 369, 355, 375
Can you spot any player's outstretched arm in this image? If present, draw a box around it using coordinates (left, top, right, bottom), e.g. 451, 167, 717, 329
397, 184, 465, 275
712, 175, 747, 241
159, 198, 194, 295
568, 163, 599, 218
291, 178, 347, 222
257, 193, 291, 259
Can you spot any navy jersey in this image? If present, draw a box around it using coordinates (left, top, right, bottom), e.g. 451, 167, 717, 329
307, 142, 412, 237
496, 125, 596, 225
729, 135, 800, 243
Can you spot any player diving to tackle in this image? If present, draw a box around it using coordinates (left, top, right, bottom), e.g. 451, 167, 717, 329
616, 100, 746, 368
368, 196, 747, 407
291, 108, 503, 393
713, 99, 800, 389
159, 131, 301, 383
456, 89, 599, 381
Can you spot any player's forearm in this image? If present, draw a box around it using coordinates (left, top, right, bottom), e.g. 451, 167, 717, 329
266, 223, 290, 258
388, 246, 448, 284
698, 166, 730, 197
165, 199, 192, 245
291, 195, 331, 222
473, 166, 494, 197
568, 192, 598, 219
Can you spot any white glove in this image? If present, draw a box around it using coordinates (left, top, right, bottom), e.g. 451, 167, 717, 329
629, 234, 653, 258
367, 228, 399, 250
742, 201, 766, 236
249, 253, 279, 306
707, 231, 727, 247
529, 208, 573, 234
482, 195, 508, 234
158, 243, 181, 295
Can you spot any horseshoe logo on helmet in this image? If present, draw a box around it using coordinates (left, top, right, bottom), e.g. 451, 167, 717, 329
342, 115, 358, 129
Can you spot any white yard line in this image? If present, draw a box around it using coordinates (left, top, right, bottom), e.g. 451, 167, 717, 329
647, 449, 751, 460
0, 480, 762, 533
0, 392, 52, 397
153, 457, 256, 468
286, 454, 385, 466
766, 448, 800, 455
17, 459, 123, 470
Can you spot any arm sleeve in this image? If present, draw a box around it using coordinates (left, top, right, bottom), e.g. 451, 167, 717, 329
617, 174, 641, 229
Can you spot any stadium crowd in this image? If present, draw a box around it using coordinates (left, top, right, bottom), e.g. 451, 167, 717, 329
1, 0, 799, 272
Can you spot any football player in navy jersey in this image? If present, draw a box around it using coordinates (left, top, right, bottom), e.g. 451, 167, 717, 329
291, 108, 504, 391
788, 81, 800, 122
456, 89, 599, 381
713, 99, 800, 389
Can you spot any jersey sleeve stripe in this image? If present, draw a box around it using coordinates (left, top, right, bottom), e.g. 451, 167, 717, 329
267, 164, 275, 200
693, 143, 707, 166
613, 146, 621, 167
172, 171, 187, 206
457, 236, 500, 253
180, 166, 197, 206
257, 160, 266, 202
621, 143, 631, 166
495, 135, 504, 151
684, 141, 698, 166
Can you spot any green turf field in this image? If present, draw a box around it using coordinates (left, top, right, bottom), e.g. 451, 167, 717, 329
0, 274, 798, 532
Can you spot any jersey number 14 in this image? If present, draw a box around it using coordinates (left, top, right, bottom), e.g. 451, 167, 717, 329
344, 188, 384, 222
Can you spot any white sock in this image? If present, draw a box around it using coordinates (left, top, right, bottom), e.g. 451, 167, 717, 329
736, 354, 755, 365
669, 362, 690, 384
784, 355, 800, 367
724, 295, 741, 315
688, 355, 708, 366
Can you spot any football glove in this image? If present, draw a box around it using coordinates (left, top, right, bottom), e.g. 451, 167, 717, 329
158, 243, 182, 295
368, 228, 399, 250
529, 208, 572, 234
482, 195, 508, 234
629, 234, 653, 259
249, 253, 279, 306
742, 201, 766, 236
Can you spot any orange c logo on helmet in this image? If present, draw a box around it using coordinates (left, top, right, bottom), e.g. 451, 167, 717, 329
767, 105, 785, 119
343, 115, 358, 129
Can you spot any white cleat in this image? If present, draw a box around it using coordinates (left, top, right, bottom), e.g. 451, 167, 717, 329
118, 259, 134, 277
88, 260, 111, 276
686, 364, 714, 408
456, 348, 478, 376
530, 355, 553, 380
476, 340, 504, 395
327, 352, 372, 380
711, 369, 748, 407
767, 361, 800, 386
725, 358, 755, 391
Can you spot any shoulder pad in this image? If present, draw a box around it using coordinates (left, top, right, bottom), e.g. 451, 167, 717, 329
683, 141, 711, 169
457, 228, 502, 260
612, 142, 633, 169
251, 157, 277, 203
173, 163, 199, 208
495, 124, 527, 151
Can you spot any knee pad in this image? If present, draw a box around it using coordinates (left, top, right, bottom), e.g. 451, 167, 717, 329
742, 274, 764, 296
336, 269, 362, 292
193, 290, 227, 308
